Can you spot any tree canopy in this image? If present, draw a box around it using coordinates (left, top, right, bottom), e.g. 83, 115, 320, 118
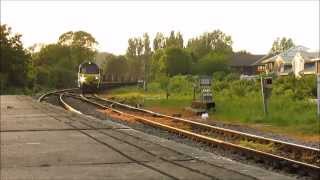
1, 24, 30, 92
269, 37, 295, 55
187, 30, 233, 60
163, 47, 192, 77
58, 31, 98, 49
195, 51, 230, 75
30, 30, 99, 89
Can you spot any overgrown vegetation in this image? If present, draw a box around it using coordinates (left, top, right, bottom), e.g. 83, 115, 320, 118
1, 25, 31, 94
106, 75, 319, 136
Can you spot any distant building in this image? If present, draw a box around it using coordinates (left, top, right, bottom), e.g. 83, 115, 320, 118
230, 53, 269, 75
260, 46, 320, 77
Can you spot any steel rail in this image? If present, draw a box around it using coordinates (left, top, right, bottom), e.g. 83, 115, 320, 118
92, 95, 319, 160
38, 88, 78, 102
51, 92, 319, 178
56, 93, 182, 180
87, 94, 319, 178
59, 93, 83, 114
59, 94, 252, 179
93, 95, 319, 150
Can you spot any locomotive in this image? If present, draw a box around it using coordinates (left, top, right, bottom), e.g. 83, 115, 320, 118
78, 61, 101, 93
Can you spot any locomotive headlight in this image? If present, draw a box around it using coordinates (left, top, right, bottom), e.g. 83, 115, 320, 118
95, 76, 99, 80
80, 76, 86, 83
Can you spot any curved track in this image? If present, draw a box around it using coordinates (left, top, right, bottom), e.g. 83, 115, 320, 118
40, 90, 320, 179
38, 88, 78, 102
91, 95, 320, 165
56, 93, 256, 180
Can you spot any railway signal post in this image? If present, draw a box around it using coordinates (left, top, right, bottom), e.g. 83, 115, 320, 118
261, 76, 272, 116
190, 76, 215, 114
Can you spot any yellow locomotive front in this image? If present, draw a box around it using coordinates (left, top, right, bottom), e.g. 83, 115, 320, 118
78, 62, 101, 93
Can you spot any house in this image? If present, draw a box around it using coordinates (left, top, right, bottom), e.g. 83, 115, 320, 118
260, 46, 320, 77
230, 53, 266, 75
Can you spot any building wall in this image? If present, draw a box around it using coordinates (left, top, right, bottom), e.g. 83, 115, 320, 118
292, 53, 304, 77
231, 66, 255, 75
274, 56, 285, 75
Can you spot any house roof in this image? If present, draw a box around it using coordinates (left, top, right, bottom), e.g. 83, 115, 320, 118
279, 45, 309, 63
252, 54, 274, 65
260, 45, 320, 64
300, 51, 320, 62
229, 53, 265, 67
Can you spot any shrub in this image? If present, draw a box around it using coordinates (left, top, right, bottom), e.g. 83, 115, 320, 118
147, 82, 161, 93
224, 73, 240, 81
273, 75, 316, 100
195, 52, 230, 75
168, 75, 193, 94
212, 71, 227, 81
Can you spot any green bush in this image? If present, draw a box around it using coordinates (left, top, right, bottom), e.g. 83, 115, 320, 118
212, 71, 227, 81
109, 74, 319, 135
147, 82, 161, 93
195, 52, 230, 75
224, 73, 240, 81
168, 75, 193, 94
273, 75, 316, 100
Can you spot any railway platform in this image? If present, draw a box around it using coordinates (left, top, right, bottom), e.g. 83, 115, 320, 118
1, 95, 294, 180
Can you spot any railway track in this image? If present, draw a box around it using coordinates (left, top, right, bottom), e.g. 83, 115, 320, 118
39, 90, 259, 180
38, 88, 79, 102
40, 90, 320, 179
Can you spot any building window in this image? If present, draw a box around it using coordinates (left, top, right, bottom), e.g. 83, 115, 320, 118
304, 62, 315, 72
284, 64, 292, 72
257, 65, 265, 71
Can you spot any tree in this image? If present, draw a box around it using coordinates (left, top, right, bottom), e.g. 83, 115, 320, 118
32, 44, 75, 88
126, 34, 153, 82
163, 48, 192, 76
58, 31, 98, 65
166, 31, 184, 48
30, 30, 98, 89
153, 32, 166, 50
269, 37, 295, 55
187, 30, 233, 60
195, 51, 230, 75
236, 50, 251, 54
0, 24, 30, 92
126, 37, 143, 80
105, 55, 128, 82
142, 33, 152, 90
127, 38, 137, 59
150, 49, 165, 80
58, 31, 98, 49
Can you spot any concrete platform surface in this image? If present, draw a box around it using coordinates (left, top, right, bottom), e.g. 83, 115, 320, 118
0, 95, 295, 180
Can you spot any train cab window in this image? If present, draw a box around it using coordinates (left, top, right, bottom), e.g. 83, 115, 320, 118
80, 64, 99, 74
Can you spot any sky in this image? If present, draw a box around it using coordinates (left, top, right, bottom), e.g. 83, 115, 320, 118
1, 0, 319, 55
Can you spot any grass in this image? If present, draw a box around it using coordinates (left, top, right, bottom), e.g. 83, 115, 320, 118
102, 85, 320, 138
213, 93, 319, 135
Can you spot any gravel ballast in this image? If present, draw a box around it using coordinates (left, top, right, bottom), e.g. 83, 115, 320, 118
43, 94, 318, 180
